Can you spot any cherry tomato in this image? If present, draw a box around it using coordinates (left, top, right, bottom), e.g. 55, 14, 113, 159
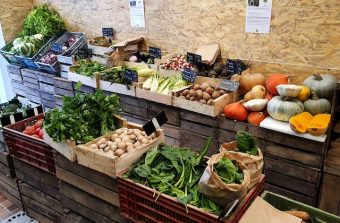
36, 127, 41, 134
38, 129, 43, 139
34, 119, 43, 129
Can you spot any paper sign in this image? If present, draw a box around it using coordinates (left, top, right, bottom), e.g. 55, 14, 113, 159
149, 47, 162, 59
182, 68, 197, 83
129, 0, 145, 27
51, 43, 63, 54
245, 0, 273, 34
219, 80, 240, 92
125, 69, 138, 82
102, 28, 114, 37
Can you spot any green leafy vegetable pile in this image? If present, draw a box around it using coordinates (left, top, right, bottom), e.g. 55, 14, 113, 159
44, 86, 120, 144
236, 130, 258, 156
21, 4, 66, 37
0, 96, 23, 117
75, 60, 107, 77
101, 66, 127, 84
214, 157, 243, 184
125, 138, 223, 214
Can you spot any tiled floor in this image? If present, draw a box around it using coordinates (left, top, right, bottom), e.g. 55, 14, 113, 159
0, 194, 20, 221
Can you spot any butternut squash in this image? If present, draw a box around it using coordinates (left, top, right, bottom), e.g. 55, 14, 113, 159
289, 112, 313, 133
307, 114, 331, 136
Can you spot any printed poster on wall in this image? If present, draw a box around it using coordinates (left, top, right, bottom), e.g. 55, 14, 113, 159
245, 0, 272, 34
129, 0, 145, 27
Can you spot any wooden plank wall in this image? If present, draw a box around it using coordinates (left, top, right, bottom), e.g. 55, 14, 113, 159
32, 0, 340, 76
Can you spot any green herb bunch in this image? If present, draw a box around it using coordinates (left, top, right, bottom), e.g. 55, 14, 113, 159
21, 4, 66, 37
44, 84, 120, 144
76, 60, 107, 77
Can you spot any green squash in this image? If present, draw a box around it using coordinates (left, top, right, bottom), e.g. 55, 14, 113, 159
303, 74, 336, 98
304, 92, 331, 115
267, 96, 304, 122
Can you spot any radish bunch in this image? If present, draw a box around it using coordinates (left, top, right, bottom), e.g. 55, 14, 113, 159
161, 55, 192, 71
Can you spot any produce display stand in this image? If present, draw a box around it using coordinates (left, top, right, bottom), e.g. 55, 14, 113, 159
135, 82, 178, 106
3, 113, 56, 174
261, 191, 340, 222
173, 76, 239, 117
67, 65, 99, 89
44, 114, 127, 162
118, 174, 265, 223
75, 122, 164, 178
0, 39, 23, 66
88, 38, 114, 64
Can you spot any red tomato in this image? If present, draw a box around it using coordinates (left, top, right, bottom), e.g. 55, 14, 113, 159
34, 119, 43, 129
24, 126, 36, 135
36, 127, 41, 134
32, 134, 40, 138
38, 129, 43, 139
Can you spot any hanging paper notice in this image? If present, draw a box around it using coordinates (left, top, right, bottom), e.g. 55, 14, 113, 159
245, 0, 272, 34
129, 0, 145, 27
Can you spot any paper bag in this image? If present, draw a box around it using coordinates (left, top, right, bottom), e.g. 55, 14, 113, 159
240, 197, 302, 223
220, 141, 264, 190
198, 152, 250, 206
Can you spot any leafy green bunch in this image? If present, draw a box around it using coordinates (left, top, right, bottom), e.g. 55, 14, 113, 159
236, 130, 258, 156
125, 138, 223, 214
75, 60, 107, 77
21, 4, 66, 37
214, 157, 244, 184
44, 85, 120, 144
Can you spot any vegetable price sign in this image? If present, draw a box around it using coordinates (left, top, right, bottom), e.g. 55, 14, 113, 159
143, 111, 168, 136
51, 43, 63, 54
77, 48, 93, 59
149, 47, 162, 59
182, 68, 196, 83
219, 80, 239, 92
125, 69, 138, 82
102, 28, 114, 37
226, 59, 248, 75
187, 52, 202, 65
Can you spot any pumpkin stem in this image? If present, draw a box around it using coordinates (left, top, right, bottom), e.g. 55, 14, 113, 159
281, 96, 290, 101
311, 92, 319, 100
313, 74, 322, 81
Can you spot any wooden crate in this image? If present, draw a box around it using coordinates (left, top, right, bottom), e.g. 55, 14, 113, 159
120, 94, 148, 118
148, 101, 180, 126
54, 95, 64, 107
180, 130, 219, 156
13, 158, 60, 201
135, 83, 173, 105
40, 90, 55, 102
75, 122, 164, 178
39, 82, 55, 94
68, 66, 99, 88
180, 109, 219, 127
99, 79, 135, 96
19, 181, 63, 223
162, 124, 181, 147
53, 77, 74, 91
63, 211, 94, 223
121, 112, 147, 125
173, 77, 239, 117
35, 70, 55, 85
43, 115, 127, 162
72, 82, 96, 94
6, 64, 21, 76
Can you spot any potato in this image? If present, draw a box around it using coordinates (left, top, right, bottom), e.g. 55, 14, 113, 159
137, 135, 144, 142
96, 138, 106, 146
134, 141, 141, 147
119, 133, 126, 138
115, 129, 123, 134
115, 149, 125, 157
212, 91, 221, 99
219, 89, 226, 95
189, 96, 195, 101
200, 82, 210, 91
99, 143, 107, 150
126, 141, 133, 147
133, 129, 141, 135
110, 133, 119, 141
89, 144, 98, 150
122, 135, 130, 142
141, 131, 146, 136
199, 99, 207, 104
182, 89, 190, 96
127, 129, 134, 135
196, 89, 203, 99
193, 84, 201, 91
141, 138, 149, 144
103, 146, 110, 152
129, 134, 137, 141
123, 129, 128, 135
189, 89, 196, 97
118, 141, 127, 150
185, 94, 191, 100
207, 99, 213, 105
206, 87, 214, 95
110, 144, 118, 151
203, 92, 211, 101
114, 138, 122, 143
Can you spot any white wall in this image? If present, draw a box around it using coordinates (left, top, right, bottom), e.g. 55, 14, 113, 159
0, 23, 14, 103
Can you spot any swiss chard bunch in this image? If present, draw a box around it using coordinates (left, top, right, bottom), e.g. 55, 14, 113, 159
125, 138, 223, 214
44, 86, 120, 144
236, 130, 258, 156
75, 60, 107, 77
21, 4, 66, 37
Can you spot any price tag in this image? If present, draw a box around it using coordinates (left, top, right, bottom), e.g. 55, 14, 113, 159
77, 48, 93, 59
102, 28, 114, 37
187, 52, 202, 65
182, 68, 196, 83
51, 43, 63, 54
226, 59, 248, 75
143, 111, 168, 136
149, 47, 162, 59
219, 80, 240, 92
125, 69, 138, 82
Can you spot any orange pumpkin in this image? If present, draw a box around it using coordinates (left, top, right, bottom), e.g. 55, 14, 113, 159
266, 74, 289, 95
224, 101, 248, 122
247, 112, 267, 126
265, 92, 274, 101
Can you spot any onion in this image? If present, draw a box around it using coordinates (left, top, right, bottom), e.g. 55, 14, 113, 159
240, 73, 266, 92
129, 55, 138, 62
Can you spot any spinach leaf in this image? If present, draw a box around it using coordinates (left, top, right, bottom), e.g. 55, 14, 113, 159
214, 158, 243, 184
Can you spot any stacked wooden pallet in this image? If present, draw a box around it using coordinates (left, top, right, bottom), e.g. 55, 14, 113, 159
7, 65, 25, 97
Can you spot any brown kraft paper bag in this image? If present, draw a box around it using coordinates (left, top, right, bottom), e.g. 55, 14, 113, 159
198, 152, 250, 207
220, 141, 264, 190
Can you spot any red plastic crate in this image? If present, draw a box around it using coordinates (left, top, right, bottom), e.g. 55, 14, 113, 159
3, 113, 56, 174
118, 174, 265, 223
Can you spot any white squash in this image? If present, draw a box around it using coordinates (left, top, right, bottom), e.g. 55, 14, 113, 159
267, 96, 304, 122
243, 99, 268, 112
276, 84, 302, 98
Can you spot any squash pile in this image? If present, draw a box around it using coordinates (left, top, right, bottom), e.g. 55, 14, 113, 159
223, 73, 336, 136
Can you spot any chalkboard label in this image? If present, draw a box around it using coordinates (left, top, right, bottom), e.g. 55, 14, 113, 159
102, 28, 114, 37
182, 68, 196, 83
219, 80, 240, 92
187, 52, 202, 65
77, 48, 93, 59
143, 111, 168, 136
149, 47, 162, 59
125, 69, 138, 82
51, 43, 63, 54
226, 59, 248, 75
